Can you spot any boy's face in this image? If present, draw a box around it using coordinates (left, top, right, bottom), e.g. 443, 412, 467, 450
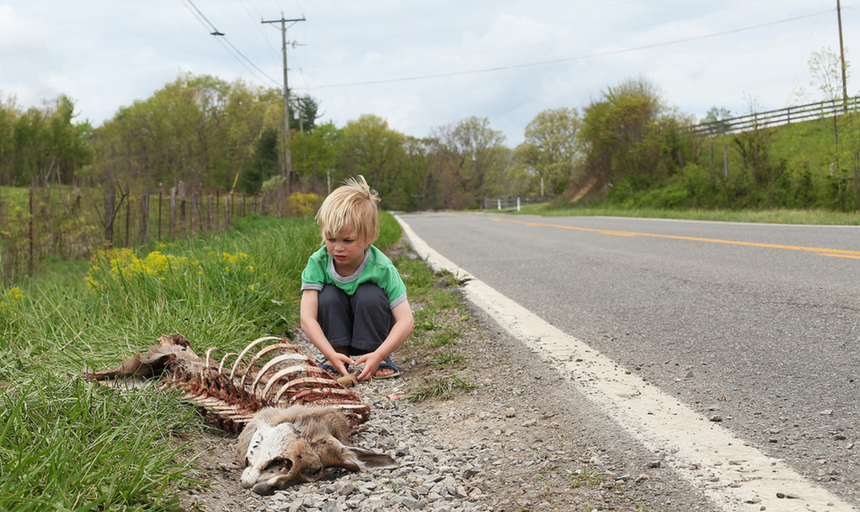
324, 226, 366, 276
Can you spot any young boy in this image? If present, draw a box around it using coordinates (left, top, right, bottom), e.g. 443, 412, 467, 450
300, 176, 414, 381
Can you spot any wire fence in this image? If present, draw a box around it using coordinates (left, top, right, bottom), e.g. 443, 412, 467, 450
0, 180, 303, 282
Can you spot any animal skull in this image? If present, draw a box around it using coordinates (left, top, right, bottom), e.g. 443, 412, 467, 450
237, 405, 396, 495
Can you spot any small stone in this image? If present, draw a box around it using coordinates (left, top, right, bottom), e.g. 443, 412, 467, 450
337, 482, 356, 496
820, 409, 833, 415
321, 500, 340, 512
402, 497, 426, 510
505, 408, 516, 418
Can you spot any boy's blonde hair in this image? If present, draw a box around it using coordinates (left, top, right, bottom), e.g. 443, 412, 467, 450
316, 175, 380, 248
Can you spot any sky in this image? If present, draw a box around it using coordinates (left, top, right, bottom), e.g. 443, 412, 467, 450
0, 0, 855, 146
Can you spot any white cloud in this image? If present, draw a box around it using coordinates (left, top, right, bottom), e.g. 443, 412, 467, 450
0, 0, 855, 143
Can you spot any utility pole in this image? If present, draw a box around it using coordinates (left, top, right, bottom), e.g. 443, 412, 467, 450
837, 0, 848, 113
262, 14, 305, 196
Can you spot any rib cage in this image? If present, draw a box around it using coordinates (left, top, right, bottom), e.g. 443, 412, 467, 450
88, 334, 370, 432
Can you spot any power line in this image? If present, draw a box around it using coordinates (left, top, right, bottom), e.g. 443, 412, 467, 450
178, 0, 281, 87
311, 10, 829, 90
179, 0, 222, 35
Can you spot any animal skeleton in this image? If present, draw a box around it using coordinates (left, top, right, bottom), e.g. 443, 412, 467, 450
88, 333, 369, 431
88, 333, 394, 493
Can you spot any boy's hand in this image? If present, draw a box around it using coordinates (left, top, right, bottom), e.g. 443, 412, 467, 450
353, 352, 385, 381
328, 352, 354, 376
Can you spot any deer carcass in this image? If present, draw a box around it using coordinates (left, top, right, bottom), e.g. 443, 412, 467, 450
87, 333, 395, 493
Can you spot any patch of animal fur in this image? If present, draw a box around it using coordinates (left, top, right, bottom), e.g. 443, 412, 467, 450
237, 405, 397, 495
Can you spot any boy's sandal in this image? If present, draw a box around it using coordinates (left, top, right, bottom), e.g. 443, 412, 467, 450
375, 356, 400, 379
318, 359, 347, 376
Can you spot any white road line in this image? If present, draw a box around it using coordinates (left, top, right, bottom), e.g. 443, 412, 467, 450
398, 215, 857, 512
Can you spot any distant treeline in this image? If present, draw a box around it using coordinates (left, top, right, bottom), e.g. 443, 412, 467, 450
1, 73, 859, 213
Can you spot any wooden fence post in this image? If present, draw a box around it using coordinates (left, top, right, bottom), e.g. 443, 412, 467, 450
169, 186, 176, 238
215, 190, 220, 230
207, 194, 213, 231
192, 191, 200, 234
104, 181, 115, 249
223, 195, 230, 228
178, 181, 186, 238
124, 192, 131, 248
158, 184, 163, 239
140, 192, 149, 241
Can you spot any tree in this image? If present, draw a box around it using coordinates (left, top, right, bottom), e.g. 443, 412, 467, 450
579, 77, 664, 191
702, 106, 732, 134
402, 136, 435, 210
0, 97, 14, 185
338, 115, 410, 210
45, 95, 93, 185
808, 47, 849, 101
94, 73, 282, 192
290, 121, 343, 194
239, 128, 279, 194
291, 95, 321, 133
514, 107, 582, 195
0, 94, 92, 186
427, 117, 509, 209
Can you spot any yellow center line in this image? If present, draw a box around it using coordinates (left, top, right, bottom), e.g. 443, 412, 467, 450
492, 217, 860, 258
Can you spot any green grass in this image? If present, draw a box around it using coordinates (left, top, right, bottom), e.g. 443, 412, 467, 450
569, 465, 605, 489
0, 377, 200, 512
427, 328, 461, 349
431, 348, 466, 368
404, 374, 475, 402
0, 210, 410, 511
517, 202, 860, 225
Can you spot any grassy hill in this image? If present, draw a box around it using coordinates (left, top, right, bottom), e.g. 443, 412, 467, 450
566, 111, 860, 215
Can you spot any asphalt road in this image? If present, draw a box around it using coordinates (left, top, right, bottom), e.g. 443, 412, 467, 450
398, 211, 860, 506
